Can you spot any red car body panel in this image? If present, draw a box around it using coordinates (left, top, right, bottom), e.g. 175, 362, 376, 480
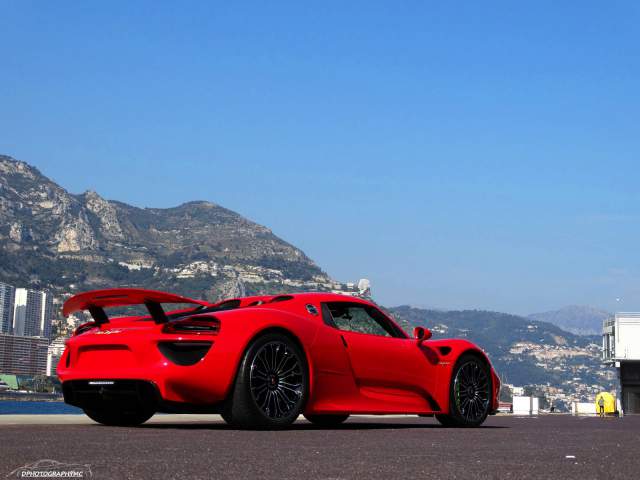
58, 289, 500, 415
62, 288, 210, 316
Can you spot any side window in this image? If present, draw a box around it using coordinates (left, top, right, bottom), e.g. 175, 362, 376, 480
324, 302, 394, 337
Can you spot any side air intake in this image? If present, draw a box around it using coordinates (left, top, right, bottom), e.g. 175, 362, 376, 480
157, 341, 213, 366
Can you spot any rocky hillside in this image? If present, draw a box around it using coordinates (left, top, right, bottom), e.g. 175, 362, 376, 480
528, 305, 610, 336
389, 306, 615, 402
0, 155, 344, 301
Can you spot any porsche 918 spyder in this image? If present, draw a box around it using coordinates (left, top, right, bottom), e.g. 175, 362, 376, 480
58, 289, 500, 428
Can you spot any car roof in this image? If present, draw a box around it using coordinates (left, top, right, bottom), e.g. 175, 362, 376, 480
214, 292, 374, 308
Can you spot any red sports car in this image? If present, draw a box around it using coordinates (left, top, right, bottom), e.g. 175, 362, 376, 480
58, 289, 500, 428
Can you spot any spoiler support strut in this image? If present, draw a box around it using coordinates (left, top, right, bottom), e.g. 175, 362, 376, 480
86, 301, 169, 325
145, 301, 168, 324
88, 306, 109, 326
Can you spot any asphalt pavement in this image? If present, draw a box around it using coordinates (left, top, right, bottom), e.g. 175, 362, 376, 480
1, 414, 638, 479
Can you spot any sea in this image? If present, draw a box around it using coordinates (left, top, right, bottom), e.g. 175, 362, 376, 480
0, 400, 81, 414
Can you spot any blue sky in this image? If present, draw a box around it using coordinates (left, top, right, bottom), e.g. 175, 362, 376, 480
1, 2, 638, 314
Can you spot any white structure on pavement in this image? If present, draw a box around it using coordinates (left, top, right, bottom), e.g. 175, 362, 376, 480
512, 396, 539, 415
602, 313, 640, 414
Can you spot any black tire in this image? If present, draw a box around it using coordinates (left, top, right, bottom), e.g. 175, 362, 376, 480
303, 414, 349, 427
434, 413, 456, 427
436, 353, 492, 428
83, 407, 154, 426
222, 332, 309, 429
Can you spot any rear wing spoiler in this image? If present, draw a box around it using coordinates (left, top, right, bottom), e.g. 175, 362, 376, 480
63, 288, 211, 325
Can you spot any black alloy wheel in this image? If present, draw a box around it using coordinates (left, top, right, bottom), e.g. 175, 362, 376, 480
222, 332, 308, 428
436, 353, 491, 427
249, 341, 305, 419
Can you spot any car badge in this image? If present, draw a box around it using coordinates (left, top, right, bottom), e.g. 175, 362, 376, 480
306, 304, 319, 316
95, 329, 123, 335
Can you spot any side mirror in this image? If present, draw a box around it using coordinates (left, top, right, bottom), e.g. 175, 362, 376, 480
413, 326, 432, 343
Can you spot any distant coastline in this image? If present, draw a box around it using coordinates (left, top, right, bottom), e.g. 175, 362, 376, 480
0, 400, 80, 414
0, 391, 63, 402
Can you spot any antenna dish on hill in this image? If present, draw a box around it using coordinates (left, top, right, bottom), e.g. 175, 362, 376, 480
357, 278, 371, 297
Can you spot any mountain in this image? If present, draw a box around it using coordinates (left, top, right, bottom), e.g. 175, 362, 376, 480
528, 306, 610, 336
0, 154, 346, 301
388, 306, 615, 402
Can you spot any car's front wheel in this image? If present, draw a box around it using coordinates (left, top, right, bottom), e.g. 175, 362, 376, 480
436, 353, 491, 428
222, 332, 309, 429
83, 406, 155, 426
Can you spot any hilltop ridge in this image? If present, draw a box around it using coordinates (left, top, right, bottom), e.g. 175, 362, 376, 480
0, 154, 341, 301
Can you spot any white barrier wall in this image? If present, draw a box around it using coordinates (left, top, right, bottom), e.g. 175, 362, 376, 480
513, 396, 539, 415
571, 402, 596, 416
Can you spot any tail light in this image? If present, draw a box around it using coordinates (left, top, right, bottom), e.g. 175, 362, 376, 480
74, 322, 98, 336
162, 315, 220, 335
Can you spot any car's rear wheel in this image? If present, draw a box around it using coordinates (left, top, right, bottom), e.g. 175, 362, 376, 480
222, 332, 309, 429
83, 406, 155, 426
303, 414, 349, 427
436, 353, 491, 428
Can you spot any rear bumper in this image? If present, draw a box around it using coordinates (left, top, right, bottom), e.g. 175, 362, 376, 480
57, 333, 243, 407
63, 379, 159, 411
62, 379, 224, 413
59, 360, 231, 406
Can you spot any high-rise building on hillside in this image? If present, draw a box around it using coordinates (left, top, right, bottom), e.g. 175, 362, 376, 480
13, 288, 54, 339
0, 282, 15, 334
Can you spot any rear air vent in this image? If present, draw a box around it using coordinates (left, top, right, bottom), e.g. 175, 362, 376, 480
216, 299, 241, 310
269, 295, 294, 303
438, 346, 452, 356
162, 316, 220, 335
158, 341, 213, 366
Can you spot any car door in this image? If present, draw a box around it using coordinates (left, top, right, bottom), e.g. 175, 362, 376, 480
322, 301, 434, 412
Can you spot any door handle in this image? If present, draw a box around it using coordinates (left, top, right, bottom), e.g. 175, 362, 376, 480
340, 335, 348, 348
